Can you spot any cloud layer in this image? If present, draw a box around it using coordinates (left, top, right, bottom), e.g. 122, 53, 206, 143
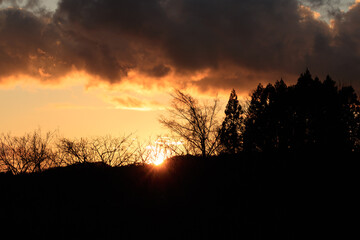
1, 0, 360, 91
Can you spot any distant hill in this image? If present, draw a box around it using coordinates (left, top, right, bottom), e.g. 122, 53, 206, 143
0, 153, 356, 239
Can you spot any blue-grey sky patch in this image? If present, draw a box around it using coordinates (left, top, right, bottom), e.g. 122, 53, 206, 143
0, 0, 58, 11
300, 0, 356, 21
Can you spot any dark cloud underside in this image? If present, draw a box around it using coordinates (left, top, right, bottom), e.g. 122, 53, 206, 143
1, 0, 360, 90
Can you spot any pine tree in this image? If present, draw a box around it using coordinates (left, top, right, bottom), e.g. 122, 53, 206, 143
219, 89, 244, 154
242, 70, 360, 152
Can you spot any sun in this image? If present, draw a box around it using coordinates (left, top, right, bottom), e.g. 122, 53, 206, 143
153, 151, 166, 165
145, 144, 168, 166
145, 137, 182, 166
145, 137, 183, 166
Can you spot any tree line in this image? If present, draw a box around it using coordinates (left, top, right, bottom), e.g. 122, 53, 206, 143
1, 69, 359, 174
0, 131, 154, 175
160, 69, 360, 156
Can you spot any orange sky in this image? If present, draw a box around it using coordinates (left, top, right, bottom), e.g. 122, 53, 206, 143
0, 71, 231, 139
0, 73, 166, 139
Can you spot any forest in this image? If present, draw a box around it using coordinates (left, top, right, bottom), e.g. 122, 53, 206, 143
0, 70, 358, 239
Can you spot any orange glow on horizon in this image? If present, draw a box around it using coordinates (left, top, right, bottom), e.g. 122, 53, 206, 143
145, 137, 183, 166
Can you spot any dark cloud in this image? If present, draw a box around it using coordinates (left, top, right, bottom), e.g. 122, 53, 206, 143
145, 64, 171, 78
0, 8, 71, 81
1, 0, 360, 91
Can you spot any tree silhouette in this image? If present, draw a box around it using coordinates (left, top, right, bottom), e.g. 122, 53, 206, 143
219, 89, 244, 154
243, 70, 360, 152
338, 85, 360, 151
58, 135, 138, 166
243, 82, 284, 151
159, 89, 221, 157
0, 129, 57, 174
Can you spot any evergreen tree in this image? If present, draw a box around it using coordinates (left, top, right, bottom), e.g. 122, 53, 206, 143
219, 89, 244, 154
243, 69, 360, 152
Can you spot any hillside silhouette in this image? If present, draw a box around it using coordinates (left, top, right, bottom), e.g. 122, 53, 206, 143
0, 152, 356, 240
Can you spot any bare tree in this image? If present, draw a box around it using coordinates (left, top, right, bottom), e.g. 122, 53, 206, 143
154, 136, 187, 157
0, 130, 57, 174
90, 135, 137, 166
159, 89, 222, 157
134, 139, 152, 165
57, 134, 138, 166
58, 138, 94, 164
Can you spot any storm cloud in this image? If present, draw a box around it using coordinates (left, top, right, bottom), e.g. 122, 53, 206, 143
1, 0, 360, 90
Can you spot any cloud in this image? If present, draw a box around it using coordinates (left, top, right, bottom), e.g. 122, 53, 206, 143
0, 0, 49, 13
299, 0, 355, 19
111, 96, 164, 111
1, 0, 360, 92
0, 7, 72, 82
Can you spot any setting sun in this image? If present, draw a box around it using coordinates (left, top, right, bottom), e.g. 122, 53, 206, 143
145, 137, 183, 165
153, 151, 167, 166
145, 145, 168, 165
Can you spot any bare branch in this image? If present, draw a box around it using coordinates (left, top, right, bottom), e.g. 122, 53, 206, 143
159, 89, 221, 157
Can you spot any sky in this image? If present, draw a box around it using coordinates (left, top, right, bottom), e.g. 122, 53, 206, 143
1, 0, 360, 139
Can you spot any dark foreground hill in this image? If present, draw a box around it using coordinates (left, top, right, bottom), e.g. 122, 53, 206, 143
0, 153, 357, 239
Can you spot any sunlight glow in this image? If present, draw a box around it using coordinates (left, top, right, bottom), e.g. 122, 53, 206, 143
145, 145, 168, 165
145, 137, 183, 166
349, 0, 360, 10
298, 5, 321, 21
